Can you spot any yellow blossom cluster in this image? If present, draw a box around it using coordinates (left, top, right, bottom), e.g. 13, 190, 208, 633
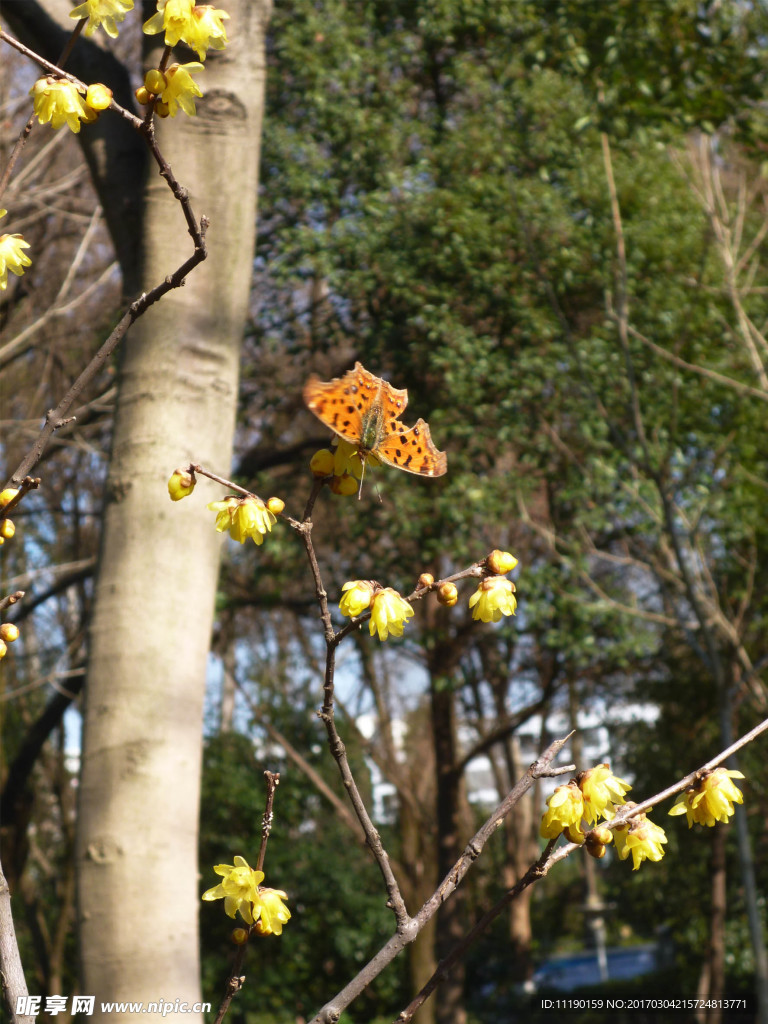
167, 470, 285, 548
339, 581, 414, 641
28, 2, 228, 136
208, 494, 284, 546
468, 550, 519, 624
337, 549, 520, 644
538, 764, 671, 870
668, 768, 745, 828
137, 0, 229, 116
310, 440, 375, 497
136, 63, 204, 118
143, 0, 229, 60
541, 760, 748, 871
29, 77, 113, 135
202, 856, 291, 937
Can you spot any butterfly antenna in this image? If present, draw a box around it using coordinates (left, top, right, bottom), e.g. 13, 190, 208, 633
357, 456, 366, 500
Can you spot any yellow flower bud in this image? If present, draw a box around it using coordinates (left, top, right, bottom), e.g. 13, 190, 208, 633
155, 100, 170, 118
86, 83, 113, 110
487, 549, 518, 575
144, 69, 166, 95
0, 519, 13, 539
418, 573, 435, 589
135, 85, 152, 105
330, 474, 358, 496
310, 449, 335, 477
0, 488, 19, 509
266, 497, 285, 515
564, 823, 586, 845
437, 582, 458, 607
0, 639, 6, 659
585, 827, 612, 858
231, 928, 249, 945
0, 623, 19, 643
168, 468, 196, 501
590, 826, 613, 846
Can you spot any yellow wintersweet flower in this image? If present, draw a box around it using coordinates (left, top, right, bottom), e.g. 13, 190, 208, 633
202, 855, 263, 925
159, 62, 204, 117
168, 468, 196, 501
202, 856, 291, 935
369, 588, 414, 641
143, 0, 194, 41
181, 3, 230, 60
70, 0, 134, 38
579, 763, 632, 824
540, 781, 584, 840
255, 887, 291, 936
30, 77, 88, 133
339, 580, 375, 619
669, 768, 745, 828
143, 0, 229, 61
208, 495, 276, 545
614, 814, 667, 870
468, 576, 517, 623
0, 213, 32, 290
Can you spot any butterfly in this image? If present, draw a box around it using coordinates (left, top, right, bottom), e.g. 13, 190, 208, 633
303, 362, 447, 478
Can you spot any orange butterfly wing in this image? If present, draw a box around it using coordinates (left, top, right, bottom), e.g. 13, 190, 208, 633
303, 361, 447, 477
376, 416, 448, 477
302, 363, 371, 445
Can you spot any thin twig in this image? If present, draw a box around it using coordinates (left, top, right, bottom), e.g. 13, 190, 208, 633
393, 718, 768, 1021
309, 734, 571, 1024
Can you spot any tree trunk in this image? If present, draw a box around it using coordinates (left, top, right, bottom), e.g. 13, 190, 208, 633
75, 3, 271, 1018
696, 827, 726, 1024
430, 680, 467, 1024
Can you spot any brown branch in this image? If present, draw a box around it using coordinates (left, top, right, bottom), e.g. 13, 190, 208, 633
7, 227, 207, 486
393, 717, 768, 1022
0, 861, 35, 1024
309, 734, 571, 1024
255, 772, 280, 874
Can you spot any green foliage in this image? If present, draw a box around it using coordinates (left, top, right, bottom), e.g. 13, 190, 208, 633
232, 0, 768, 1013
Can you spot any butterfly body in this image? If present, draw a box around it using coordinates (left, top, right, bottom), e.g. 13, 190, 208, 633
303, 362, 447, 477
